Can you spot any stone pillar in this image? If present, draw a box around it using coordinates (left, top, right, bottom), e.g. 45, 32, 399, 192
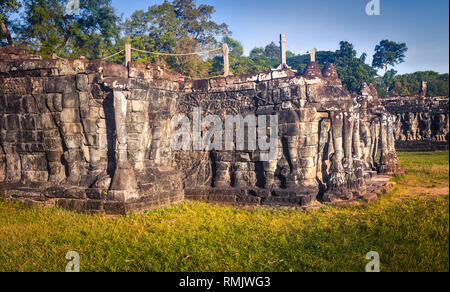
330, 111, 344, 165
109, 90, 139, 201
420, 80, 427, 98
223, 43, 231, 77
379, 114, 389, 173
379, 114, 401, 175
352, 112, 362, 161
370, 120, 380, 170
324, 110, 353, 202
352, 112, 365, 185
343, 111, 354, 170
280, 34, 287, 68
263, 160, 278, 189
317, 118, 331, 187
327, 111, 346, 190
125, 43, 131, 68
387, 115, 396, 155
309, 48, 316, 63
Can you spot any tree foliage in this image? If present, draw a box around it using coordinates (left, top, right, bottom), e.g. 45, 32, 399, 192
1, 1, 447, 98
389, 71, 449, 97
17, 0, 120, 59
122, 0, 229, 78
286, 41, 377, 93
0, 0, 22, 46
372, 40, 408, 73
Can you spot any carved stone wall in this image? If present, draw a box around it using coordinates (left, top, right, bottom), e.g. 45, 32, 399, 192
0, 47, 183, 214
0, 47, 402, 213
175, 63, 402, 205
381, 96, 449, 151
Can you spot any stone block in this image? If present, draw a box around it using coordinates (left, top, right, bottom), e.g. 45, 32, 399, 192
6, 115, 19, 130
280, 123, 299, 137
60, 109, 80, 123
76, 74, 89, 91
299, 146, 317, 158
83, 119, 98, 133
63, 92, 79, 108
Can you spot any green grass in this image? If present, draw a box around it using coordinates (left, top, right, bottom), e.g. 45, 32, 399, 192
0, 152, 448, 272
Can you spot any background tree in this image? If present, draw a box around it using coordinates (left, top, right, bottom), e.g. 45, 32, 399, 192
285, 41, 377, 93
382, 69, 397, 92
18, 0, 120, 59
123, 0, 229, 78
0, 0, 21, 46
389, 71, 448, 97
372, 40, 408, 74
210, 37, 269, 76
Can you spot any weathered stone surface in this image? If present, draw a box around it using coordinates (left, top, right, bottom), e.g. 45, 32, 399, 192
382, 96, 449, 151
0, 46, 422, 214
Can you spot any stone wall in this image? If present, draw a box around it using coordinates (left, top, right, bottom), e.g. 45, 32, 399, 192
381, 96, 449, 151
0, 47, 401, 213
175, 63, 402, 206
0, 47, 183, 214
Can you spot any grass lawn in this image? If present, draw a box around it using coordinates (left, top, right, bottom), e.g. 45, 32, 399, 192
0, 152, 448, 272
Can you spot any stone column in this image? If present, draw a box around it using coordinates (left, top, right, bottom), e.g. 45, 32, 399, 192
387, 115, 396, 155
263, 160, 278, 189
309, 49, 316, 63
330, 111, 344, 165
317, 118, 331, 187
343, 111, 354, 170
327, 111, 346, 189
352, 112, 362, 161
370, 120, 379, 170
380, 114, 401, 175
223, 43, 231, 77
280, 34, 287, 67
379, 114, 389, 173
125, 43, 131, 68
110, 90, 139, 201
352, 112, 365, 185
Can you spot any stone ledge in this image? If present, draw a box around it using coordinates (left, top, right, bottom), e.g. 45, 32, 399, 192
185, 186, 318, 207
325, 175, 395, 207
0, 183, 184, 215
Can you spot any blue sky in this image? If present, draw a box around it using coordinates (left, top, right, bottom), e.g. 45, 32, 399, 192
111, 0, 449, 74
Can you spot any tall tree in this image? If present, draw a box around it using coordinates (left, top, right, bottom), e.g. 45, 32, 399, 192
372, 40, 408, 74
383, 69, 397, 92
0, 0, 22, 46
123, 0, 230, 78
19, 0, 120, 59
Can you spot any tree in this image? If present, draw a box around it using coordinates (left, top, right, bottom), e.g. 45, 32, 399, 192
285, 41, 377, 93
372, 40, 408, 74
223, 36, 243, 58
264, 42, 279, 60
210, 37, 270, 76
389, 71, 449, 97
123, 0, 230, 78
249, 47, 264, 59
0, 0, 22, 46
383, 69, 397, 92
19, 0, 120, 59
